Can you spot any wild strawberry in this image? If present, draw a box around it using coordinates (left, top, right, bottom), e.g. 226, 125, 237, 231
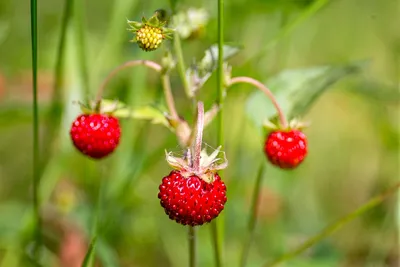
127, 12, 174, 52
264, 129, 307, 169
70, 114, 121, 159
158, 170, 227, 226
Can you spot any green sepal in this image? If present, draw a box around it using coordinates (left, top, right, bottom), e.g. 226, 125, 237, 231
127, 20, 142, 30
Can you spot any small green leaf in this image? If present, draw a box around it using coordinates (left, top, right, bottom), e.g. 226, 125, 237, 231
246, 62, 365, 128
100, 99, 125, 113
81, 236, 97, 267
199, 44, 241, 72
114, 104, 171, 128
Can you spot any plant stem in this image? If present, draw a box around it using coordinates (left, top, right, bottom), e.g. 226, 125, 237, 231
264, 182, 400, 267
229, 77, 288, 129
188, 226, 197, 267
95, 60, 161, 103
161, 74, 179, 120
192, 102, 204, 172
240, 163, 265, 267
173, 33, 192, 98
212, 0, 225, 265
30, 0, 42, 254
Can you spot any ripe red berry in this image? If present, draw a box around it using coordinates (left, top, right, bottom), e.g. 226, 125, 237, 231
70, 114, 121, 159
264, 130, 307, 169
158, 170, 227, 226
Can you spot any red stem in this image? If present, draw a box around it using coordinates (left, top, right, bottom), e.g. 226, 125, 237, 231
192, 102, 204, 172
229, 76, 288, 129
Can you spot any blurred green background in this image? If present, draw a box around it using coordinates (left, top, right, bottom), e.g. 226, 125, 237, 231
0, 0, 399, 266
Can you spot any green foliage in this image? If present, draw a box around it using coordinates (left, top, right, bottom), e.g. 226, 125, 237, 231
246, 62, 364, 127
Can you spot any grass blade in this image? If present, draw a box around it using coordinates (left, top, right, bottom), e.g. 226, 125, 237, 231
42, 0, 74, 170
81, 236, 98, 267
30, 0, 42, 256
264, 182, 400, 267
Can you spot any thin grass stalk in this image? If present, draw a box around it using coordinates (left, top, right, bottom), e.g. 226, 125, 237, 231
42, 0, 73, 169
240, 163, 265, 267
211, 0, 225, 266
30, 0, 41, 255
73, 0, 90, 98
265, 182, 400, 267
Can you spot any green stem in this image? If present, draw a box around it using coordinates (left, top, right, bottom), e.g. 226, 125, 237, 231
74, 0, 90, 98
189, 226, 197, 267
173, 33, 192, 98
212, 0, 225, 266
240, 163, 265, 267
30, 0, 42, 255
265, 182, 400, 267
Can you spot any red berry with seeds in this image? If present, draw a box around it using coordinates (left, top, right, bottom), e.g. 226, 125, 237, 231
158, 170, 227, 226
70, 114, 121, 159
264, 129, 307, 169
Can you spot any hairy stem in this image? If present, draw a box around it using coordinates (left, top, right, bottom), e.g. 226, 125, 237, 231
30, 0, 41, 254
161, 74, 179, 120
192, 102, 204, 172
265, 182, 400, 267
189, 226, 197, 267
240, 163, 265, 267
229, 76, 288, 129
95, 60, 161, 103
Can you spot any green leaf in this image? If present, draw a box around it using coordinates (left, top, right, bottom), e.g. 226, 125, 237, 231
199, 44, 241, 72
81, 236, 97, 267
245, 62, 365, 128
114, 104, 171, 128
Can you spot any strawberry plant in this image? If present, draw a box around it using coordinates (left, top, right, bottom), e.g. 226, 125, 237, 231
18, 0, 400, 267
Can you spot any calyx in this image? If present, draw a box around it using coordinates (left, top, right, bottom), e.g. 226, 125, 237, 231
165, 146, 228, 183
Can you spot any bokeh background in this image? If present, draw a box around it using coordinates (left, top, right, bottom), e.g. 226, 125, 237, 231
0, 0, 399, 266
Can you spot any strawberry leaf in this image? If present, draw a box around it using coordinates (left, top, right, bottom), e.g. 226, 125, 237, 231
114, 104, 171, 129
199, 44, 241, 72
245, 62, 365, 128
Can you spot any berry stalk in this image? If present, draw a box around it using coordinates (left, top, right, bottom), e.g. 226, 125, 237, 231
188, 226, 197, 267
95, 59, 162, 105
192, 102, 204, 172
228, 76, 288, 129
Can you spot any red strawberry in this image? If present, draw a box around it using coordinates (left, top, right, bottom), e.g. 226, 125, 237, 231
70, 114, 121, 159
158, 170, 227, 226
264, 129, 307, 169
